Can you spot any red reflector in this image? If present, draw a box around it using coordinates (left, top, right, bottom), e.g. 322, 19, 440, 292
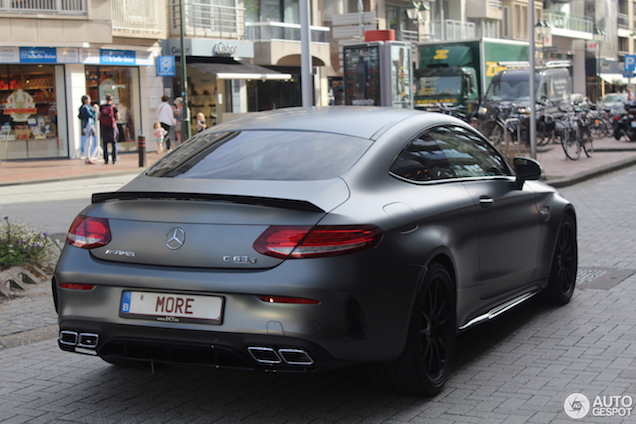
59, 283, 95, 290
66, 215, 112, 249
253, 225, 382, 259
260, 296, 319, 304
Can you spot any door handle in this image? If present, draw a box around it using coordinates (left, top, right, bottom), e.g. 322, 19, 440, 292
479, 196, 494, 209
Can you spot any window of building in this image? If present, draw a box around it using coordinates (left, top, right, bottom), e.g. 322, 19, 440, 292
85, 66, 137, 149
0, 65, 68, 160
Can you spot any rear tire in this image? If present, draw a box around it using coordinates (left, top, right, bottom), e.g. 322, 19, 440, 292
371, 263, 456, 396
582, 128, 594, 157
542, 214, 577, 305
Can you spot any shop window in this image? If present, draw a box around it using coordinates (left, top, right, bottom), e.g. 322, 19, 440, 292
0, 65, 67, 160
85, 66, 137, 150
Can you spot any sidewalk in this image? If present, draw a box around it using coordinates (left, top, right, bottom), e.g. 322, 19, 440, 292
1, 136, 636, 188
0, 151, 160, 187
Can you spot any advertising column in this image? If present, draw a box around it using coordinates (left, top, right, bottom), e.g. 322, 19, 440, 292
343, 41, 413, 108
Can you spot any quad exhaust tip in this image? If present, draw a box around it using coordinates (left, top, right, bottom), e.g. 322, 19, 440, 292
247, 346, 314, 366
59, 330, 99, 349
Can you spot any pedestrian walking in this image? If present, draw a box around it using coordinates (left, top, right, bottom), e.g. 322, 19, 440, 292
78, 95, 99, 164
157, 95, 175, 151
152, 121, 167, 155
97, 94, 120, 165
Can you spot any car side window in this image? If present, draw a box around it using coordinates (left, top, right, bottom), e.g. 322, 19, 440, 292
390, 126, 509, 182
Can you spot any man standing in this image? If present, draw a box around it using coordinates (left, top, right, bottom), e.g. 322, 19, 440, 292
97, 94, 120, 164
157, 95, 176, 151
78, 94, 98, 164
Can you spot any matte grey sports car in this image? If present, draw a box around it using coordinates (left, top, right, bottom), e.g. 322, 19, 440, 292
53, 106, 577, 396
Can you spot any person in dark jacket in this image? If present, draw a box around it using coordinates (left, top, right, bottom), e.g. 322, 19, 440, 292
78, 95, 98, 164
97, 94, 120, 164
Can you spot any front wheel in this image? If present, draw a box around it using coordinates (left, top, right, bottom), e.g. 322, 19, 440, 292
542, 214, 577, 305
561, 128, 581, 160
371, 263, 456, 396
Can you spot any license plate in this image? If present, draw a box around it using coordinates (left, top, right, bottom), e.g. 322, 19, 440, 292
120, 291, 223, 324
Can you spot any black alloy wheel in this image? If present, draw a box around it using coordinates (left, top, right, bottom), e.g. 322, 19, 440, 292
371, 263, 456, 396
542, 214, 578, 305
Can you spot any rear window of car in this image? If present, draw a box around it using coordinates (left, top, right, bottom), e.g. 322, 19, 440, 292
146, 130, 373, 181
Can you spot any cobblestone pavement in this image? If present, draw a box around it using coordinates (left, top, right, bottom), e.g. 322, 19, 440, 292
1, 147, 636, 423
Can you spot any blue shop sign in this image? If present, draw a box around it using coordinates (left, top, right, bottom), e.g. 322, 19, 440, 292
100, 49, 137, 66
20, 47, 57, 63
156, 56, 176, 77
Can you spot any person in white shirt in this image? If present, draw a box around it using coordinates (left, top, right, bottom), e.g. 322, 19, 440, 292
157, 95, 176, 151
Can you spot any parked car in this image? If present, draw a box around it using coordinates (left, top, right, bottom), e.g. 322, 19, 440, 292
53, 107, 578, 396
600, 92, 628, 115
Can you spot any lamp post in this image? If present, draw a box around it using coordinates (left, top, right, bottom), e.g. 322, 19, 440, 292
535, 20, 550, 65
406, 1, 429, 43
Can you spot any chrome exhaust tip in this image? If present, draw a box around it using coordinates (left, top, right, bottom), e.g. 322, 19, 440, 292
247, 346, 282, 364
278, 348, 314, 366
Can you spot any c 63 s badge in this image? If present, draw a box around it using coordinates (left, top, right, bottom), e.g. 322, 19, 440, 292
223, 255, 257, 264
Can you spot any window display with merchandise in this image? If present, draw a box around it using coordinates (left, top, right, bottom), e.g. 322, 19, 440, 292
0, 65, 64, 160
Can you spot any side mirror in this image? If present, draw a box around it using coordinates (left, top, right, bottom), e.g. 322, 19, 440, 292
513, 157, 542, 189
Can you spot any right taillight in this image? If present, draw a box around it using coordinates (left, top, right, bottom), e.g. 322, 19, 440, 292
66, 215, 112, 249
253, 225, 382, 259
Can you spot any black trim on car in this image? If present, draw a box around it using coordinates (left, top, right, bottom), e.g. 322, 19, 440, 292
91, 191, 325, 213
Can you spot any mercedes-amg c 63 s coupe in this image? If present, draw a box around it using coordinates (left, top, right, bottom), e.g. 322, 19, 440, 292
53, 107, 577, 396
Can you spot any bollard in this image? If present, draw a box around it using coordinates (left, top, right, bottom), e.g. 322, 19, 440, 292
137, 135, 146, 167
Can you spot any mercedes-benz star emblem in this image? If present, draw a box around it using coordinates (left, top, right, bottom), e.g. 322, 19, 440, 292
166, 227, 186, 250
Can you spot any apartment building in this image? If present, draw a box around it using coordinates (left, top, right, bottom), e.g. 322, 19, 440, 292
328, 0, 632, 102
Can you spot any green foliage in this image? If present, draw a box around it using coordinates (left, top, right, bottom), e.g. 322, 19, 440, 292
0, 216, 60, 271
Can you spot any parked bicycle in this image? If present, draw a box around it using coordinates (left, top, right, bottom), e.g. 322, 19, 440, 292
558, 107, 593, 160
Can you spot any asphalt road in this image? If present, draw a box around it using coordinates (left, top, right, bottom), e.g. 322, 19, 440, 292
1, 168, 636, 423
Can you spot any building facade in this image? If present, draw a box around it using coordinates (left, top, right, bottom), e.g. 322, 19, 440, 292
1, 0, 634, 161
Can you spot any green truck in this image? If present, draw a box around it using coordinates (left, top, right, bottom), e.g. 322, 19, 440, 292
414, 38, 529, 117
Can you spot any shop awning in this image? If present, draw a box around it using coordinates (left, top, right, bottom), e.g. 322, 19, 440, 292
188, 61, 292, 80
599, 73, 630, 85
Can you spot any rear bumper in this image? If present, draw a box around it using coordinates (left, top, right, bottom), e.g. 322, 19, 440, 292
54, 246, 424, 368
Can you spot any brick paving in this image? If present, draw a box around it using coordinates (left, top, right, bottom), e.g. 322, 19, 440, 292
1, 137, 636, 422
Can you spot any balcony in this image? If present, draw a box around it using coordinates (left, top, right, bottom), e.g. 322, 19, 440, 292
430, 19, 477, 41
246, 22, 329, 43
543, 11, 593, 37
170, 0, 245, 40
618, 13, 629, 30
466, 0, 503, 21
0, 0, 87, 15
112, 0, 165, 38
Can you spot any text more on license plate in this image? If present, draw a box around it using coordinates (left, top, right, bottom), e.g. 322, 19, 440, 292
120, 291, 223, 324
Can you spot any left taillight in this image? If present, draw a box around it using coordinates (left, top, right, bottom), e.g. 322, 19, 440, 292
66, 215, 112, 249
253, 225, 382, 259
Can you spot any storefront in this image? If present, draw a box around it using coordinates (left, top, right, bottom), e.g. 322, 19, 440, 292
85, 65, 139, 151
163, 38, 292, 127
0, 62, 67, 160
0, 46, 154, 160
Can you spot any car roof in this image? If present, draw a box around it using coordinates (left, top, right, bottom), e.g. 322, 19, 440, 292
209, 106, 439, 140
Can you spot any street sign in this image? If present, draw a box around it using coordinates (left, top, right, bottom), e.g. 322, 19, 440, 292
624, 71, 634, 79
156, 56, 176, 77
625, 54, 636, 72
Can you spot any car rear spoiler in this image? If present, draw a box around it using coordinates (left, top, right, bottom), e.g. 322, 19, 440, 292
91, 191, 325, 213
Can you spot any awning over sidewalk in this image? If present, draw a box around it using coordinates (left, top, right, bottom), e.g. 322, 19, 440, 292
188, 61, 292, 80
599, 73, 630, 85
